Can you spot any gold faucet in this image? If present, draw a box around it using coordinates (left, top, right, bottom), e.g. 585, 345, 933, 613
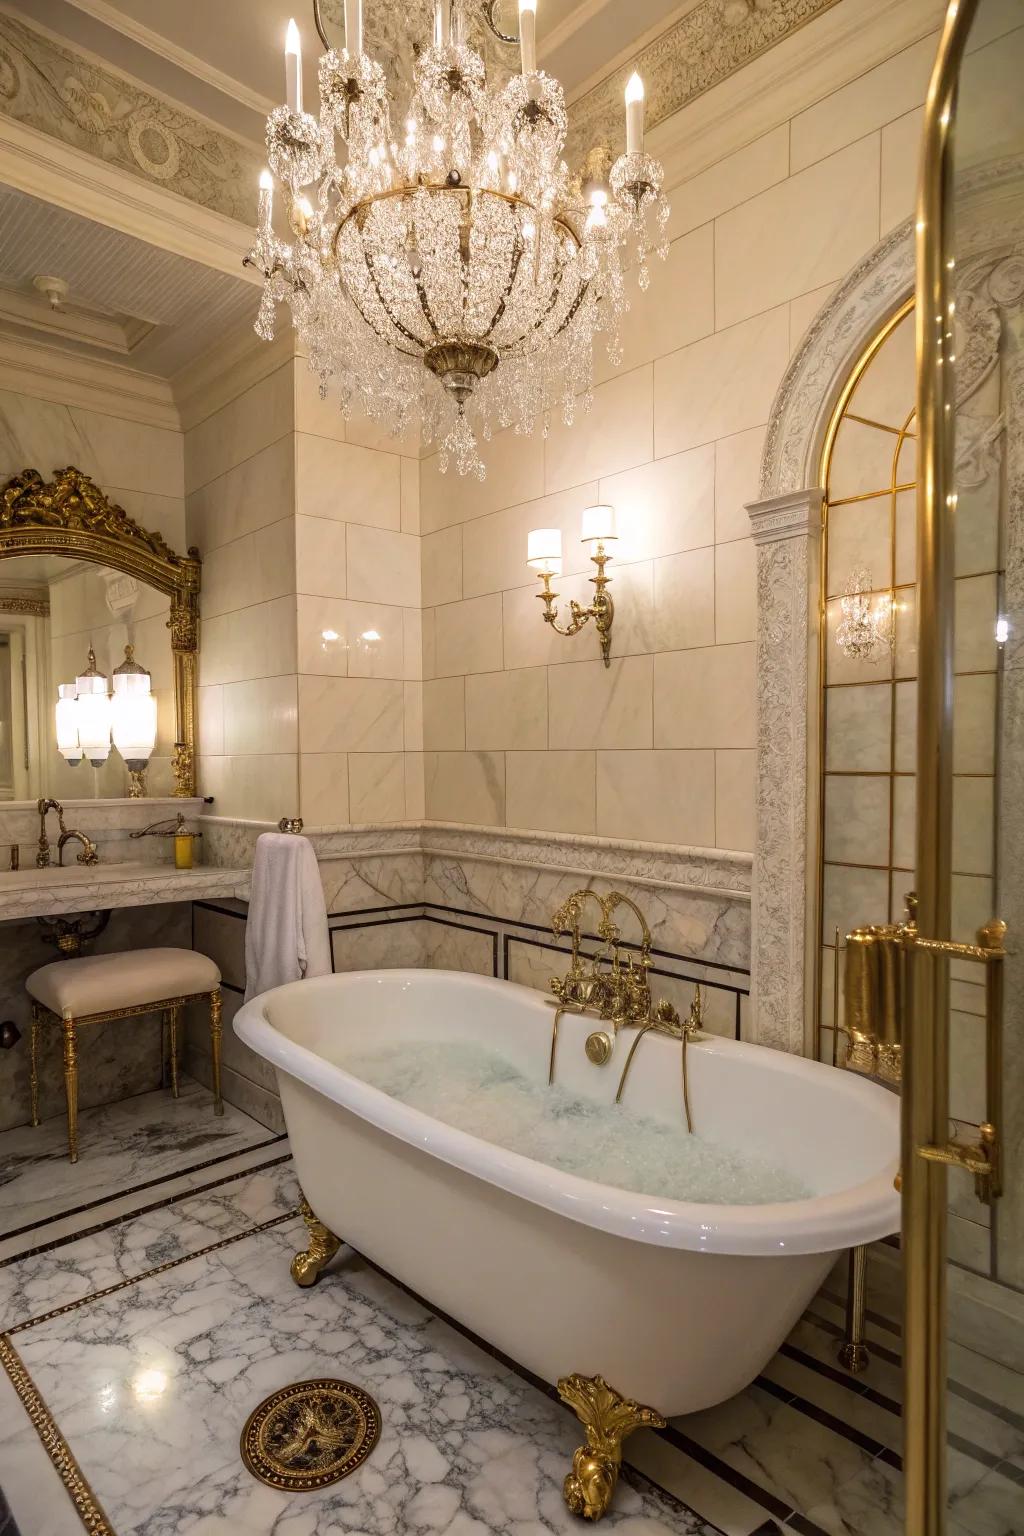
37, 799, 99, 869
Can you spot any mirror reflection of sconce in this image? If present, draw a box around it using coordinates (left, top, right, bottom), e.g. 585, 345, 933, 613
526, 505, 618, 668
835, 568, 896, 663
55, 644, 157, 796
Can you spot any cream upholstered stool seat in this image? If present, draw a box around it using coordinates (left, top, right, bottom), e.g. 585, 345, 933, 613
27, 947, 223, 1164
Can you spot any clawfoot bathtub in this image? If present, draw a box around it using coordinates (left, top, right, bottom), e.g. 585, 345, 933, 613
235, 970, 900, 1514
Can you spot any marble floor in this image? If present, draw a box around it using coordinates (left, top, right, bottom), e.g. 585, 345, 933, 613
0, 1091, 1021, 1536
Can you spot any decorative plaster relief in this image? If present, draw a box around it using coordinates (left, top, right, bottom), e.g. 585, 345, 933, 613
0, 15, 262, 224
566, 0, 839, 168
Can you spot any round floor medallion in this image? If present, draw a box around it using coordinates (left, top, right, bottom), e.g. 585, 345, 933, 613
240, 1379, 382, 1491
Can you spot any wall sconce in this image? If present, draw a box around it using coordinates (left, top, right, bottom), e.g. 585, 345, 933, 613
112, 645, 157, 798
527, 505, 617, 667
74, 648, 113, 767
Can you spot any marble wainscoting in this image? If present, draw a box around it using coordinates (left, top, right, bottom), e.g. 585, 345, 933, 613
0, 901, 192, 1133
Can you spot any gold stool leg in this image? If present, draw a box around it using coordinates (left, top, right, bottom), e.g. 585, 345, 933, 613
168, 1005, 181, 1099
29, 1003, 41, 1127
291, 1196, 342, 1287
838, 1244, 870, 1373
558, 1374, 666, 1521
209, 989, 224, 1116
61, 1013, 79, 1164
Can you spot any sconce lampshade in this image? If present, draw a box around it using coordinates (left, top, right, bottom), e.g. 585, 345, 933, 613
75, 648, 112, 767
581, 504, 617, 546
527, 527, 563, 576
55, 682, 82, 767
111, 645, 157, 770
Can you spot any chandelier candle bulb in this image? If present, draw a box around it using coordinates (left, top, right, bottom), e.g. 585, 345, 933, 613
344, 0, 363, 57
284, 18, 303, 114
625, 72, 645, 155
527, 527, 563, 576
519, 0, 538, 73
434, 0, 451, 46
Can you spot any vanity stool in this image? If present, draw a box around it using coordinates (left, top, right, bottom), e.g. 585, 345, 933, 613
26, 948, 224, 1164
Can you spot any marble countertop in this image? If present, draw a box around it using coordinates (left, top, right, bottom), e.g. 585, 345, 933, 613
0, 863, 251, 922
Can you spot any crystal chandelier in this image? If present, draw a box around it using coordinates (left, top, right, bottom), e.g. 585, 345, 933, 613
248, 0, 669, 477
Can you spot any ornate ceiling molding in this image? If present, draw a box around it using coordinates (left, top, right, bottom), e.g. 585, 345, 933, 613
566, 0, 841, 168
0, 14, 263, 225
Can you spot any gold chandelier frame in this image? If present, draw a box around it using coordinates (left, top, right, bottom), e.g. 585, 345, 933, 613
0, 467, 201, 798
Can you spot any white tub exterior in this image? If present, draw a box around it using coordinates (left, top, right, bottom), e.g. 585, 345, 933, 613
235, 970, 900, 1416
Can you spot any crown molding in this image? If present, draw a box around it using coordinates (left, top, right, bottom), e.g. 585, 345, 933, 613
0, 332, 178, 430
648, 0, 943, 193
0, 115, 257, 284
58, 0, 276, 118
172, 318, 298, 433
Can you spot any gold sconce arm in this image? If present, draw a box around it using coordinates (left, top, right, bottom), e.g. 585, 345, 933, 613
536, 541, 615, 667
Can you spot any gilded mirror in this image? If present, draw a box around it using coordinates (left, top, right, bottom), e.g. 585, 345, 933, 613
0, 467, 200, 801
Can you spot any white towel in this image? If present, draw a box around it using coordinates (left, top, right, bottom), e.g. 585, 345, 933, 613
244, 833, 332, 1001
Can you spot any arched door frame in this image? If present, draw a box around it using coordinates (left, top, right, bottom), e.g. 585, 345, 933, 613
745, 218, 915, 1054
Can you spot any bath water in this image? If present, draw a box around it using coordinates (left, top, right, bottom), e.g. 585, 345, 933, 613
337, 1039, 811, 1205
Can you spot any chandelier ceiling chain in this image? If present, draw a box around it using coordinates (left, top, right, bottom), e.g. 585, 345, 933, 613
248, 0, 669, 478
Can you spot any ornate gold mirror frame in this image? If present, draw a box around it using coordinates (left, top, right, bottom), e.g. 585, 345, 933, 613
0, 466, 201, 797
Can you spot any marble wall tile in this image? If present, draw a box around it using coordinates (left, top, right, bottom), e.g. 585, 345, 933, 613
599, 445, 715, 564
331, 916, 425, 971
953, 776, 994, 877
295, 516, 347, 598
404, 681, 423, 751
955, 574, 999, 674
881, 107, 925, 233
423, 677, 466, 750
829, 424, 900, 505
221, 676, 298, 757
200, 596, 297, 687
400, 457, 420, 533
654, 644, 756, 749
405, 753, 425, 819
714, 426, 765, 545
544, 366, 654, 495
789, 281, 839, 353
424, 752, 505, 825
849, 308, 916, 427
298, 676, 404, 753
186, 435, 295, 555
198, 685, 225, 757
461, 483, 598, 597
654, 305, 790, 457
789, 35, 936, 171
822, 863, 890, 943
593, 224, 714, 384
185, 363, 294, 495
465, 667, 547, 751
549, 656, 653, 750
199, 517, 296, 619
715, 750, 756, 854
506, 750, 596, 836
403, 611, 423, 682
715, 137, 880, 329
349, 752, 407, 823
346, 524, 421, 607
422, 425, 544, 532
192, 905, 246, 991
954, 675, 997, 774
295, 433, 402, 530
434, 594, 503, 676
0, 389, 183, 498
297, 596, 407, 679
596, 749, 714, 846
318, 851, 424, 913
824, 774, 891, 867
826, 684, 892, 772
421, 918, 496, 976
422, 526, 463, 607
664, 124, 789, 241
891, 774, 916, 871
300, 753, 349, 824
714, 538, 756, 645
202, 753, 299, 822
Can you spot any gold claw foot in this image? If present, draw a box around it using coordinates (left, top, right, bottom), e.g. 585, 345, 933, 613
557, 1373, 666, 1521
290, 1196, 342, 1288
